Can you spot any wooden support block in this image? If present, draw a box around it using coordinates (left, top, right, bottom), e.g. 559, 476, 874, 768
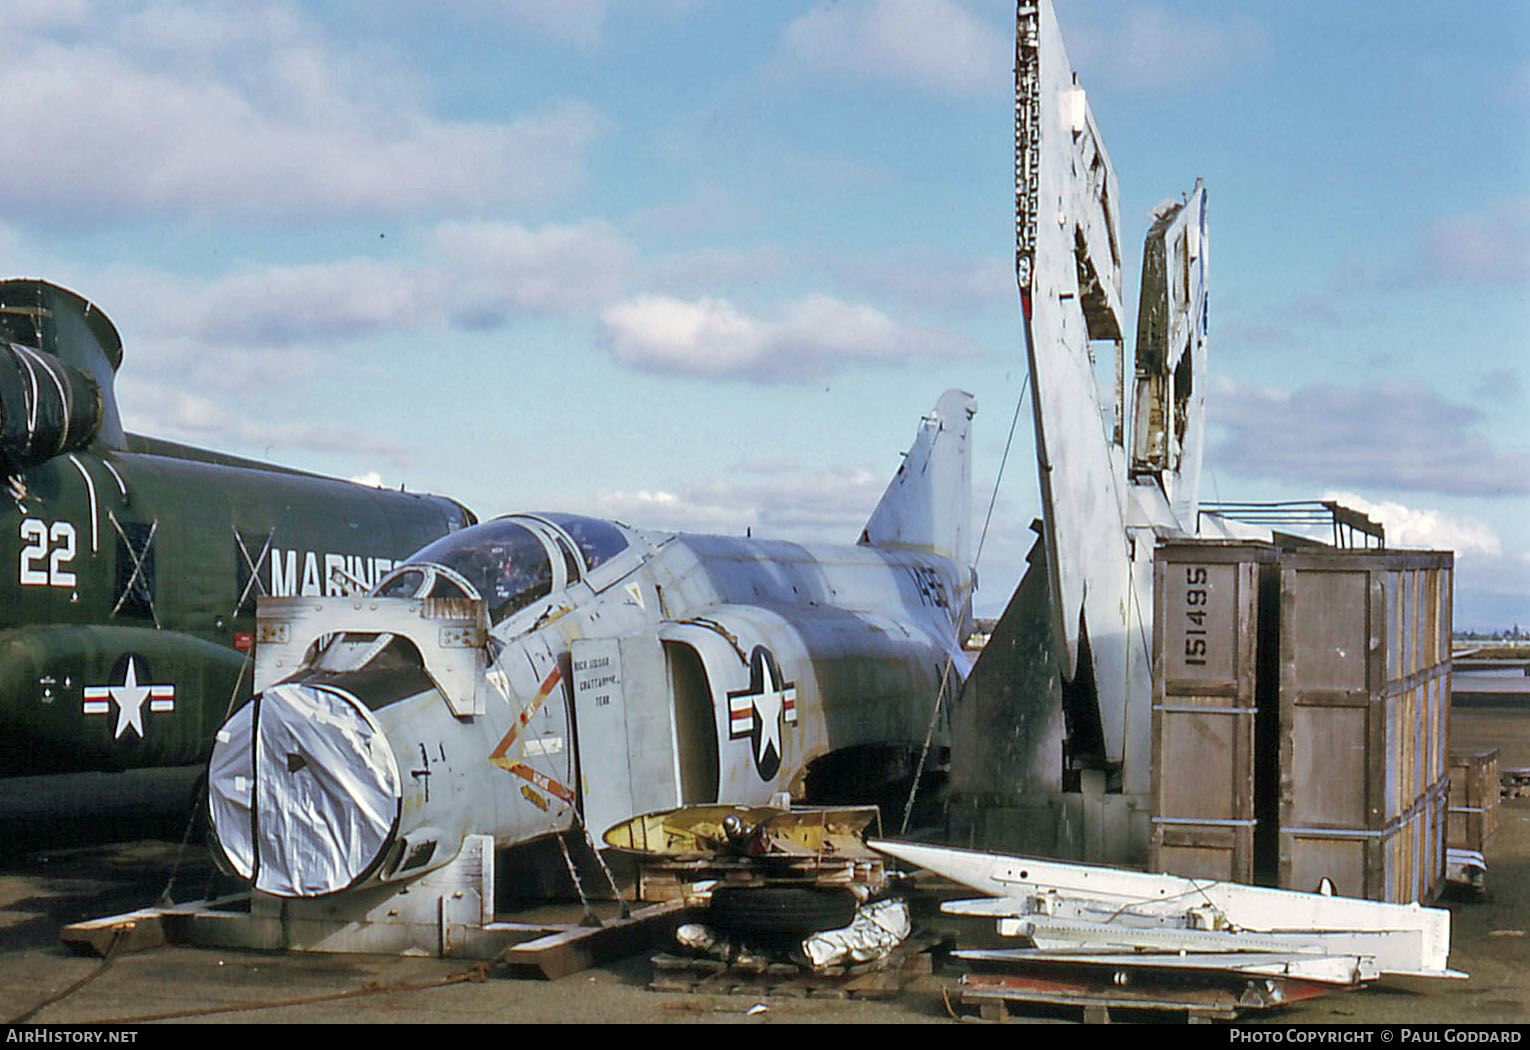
60, 909, 168, 957
499, 900, 691, 980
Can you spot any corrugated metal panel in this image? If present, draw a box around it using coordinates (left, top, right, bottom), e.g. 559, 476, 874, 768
1277, 549, 1453, 903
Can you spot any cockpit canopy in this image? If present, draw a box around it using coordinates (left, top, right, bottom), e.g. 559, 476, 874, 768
373, 513, 630, 624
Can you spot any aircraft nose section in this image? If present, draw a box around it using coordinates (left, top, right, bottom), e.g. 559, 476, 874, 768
208, 682, 401, 897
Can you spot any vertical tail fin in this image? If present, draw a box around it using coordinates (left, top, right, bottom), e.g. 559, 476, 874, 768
859, 389, 975, 569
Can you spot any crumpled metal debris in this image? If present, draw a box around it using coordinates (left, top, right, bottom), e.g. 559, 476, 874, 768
674, 921, 763, 966
800, 897, 911, 970
675, 897, 912, 972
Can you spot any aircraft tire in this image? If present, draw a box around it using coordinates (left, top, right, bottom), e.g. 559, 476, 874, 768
706, 886, 858, 938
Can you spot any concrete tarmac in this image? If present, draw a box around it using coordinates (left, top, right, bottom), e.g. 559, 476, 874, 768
2, 705, 1527, 1026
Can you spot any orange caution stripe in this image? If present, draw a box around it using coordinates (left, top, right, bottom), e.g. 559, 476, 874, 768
489, 666, 562, 760
491, 759, 575, 805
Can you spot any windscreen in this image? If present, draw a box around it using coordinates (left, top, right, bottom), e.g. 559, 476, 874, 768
401, 519, 552, 622
541, 513, 629, 573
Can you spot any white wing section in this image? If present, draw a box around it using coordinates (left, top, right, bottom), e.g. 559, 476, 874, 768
870, 840, 1458, 979
1015, 0, 1131, 697
1015, 2, 1213, 769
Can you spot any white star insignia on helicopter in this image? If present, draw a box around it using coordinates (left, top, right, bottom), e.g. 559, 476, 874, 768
82, 657, 176, 739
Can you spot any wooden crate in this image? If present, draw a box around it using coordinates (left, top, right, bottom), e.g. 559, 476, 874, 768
1149, 542, 1277, 882
1277, 550, 1453, 903
1448, 747, 1500, 852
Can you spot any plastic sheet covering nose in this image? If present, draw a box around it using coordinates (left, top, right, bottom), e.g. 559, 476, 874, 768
207, 700, 257, 880
208, 683, 401, 897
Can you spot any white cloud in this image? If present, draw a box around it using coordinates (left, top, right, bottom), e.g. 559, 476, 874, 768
136, 259, 425, 346
1452, 546, 1530, 631
94, 219, 635, 349
648, 246, 791, 295
76, 218, 978, 399
781, 0, 1009, 96
1421, 198, 1530, 287
114, 380, 412, 465
1066, 2, 1269, 93
0, 0, 90, 34
1320, 492, 1502, 557
0, 1, 602, 224
430, 221, 634, 324
1210, 378, 1530, 497
841, 253, 1012, 313
450, 0, 699, 48
591, 465, 886, 541
599, 293, 977, 382
493, 0, 613, 47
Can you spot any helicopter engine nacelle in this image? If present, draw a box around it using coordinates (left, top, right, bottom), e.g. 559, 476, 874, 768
0, 342, 103, 472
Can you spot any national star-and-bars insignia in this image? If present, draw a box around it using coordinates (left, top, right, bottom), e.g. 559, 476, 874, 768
727, 646, 797, 780
81, 655, 175, 739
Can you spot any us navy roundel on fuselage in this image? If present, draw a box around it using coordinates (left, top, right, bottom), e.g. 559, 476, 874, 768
726, 646, 797, 781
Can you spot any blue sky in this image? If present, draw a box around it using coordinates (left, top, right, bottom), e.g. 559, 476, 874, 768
2, 0, 1526, 628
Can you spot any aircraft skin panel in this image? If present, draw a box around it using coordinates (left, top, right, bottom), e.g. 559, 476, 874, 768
1019, 0, 1128, 676
1017, 0, 1135, 760
1130, 180, 1210, 525
569, 633, 678, 843
1014, 2, 1215, 773
0, 623, 246, 773
652, 531, 966, 647
636, 533, 965, 813
207, 531, 971, 889
677, 607, 822, 808
205, 393, 974, 894
663, 602, 953, 810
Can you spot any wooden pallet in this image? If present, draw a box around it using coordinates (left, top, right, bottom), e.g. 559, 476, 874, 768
956, 970, 1329, 1024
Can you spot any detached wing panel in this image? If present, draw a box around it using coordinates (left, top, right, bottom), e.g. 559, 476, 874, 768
1016, 1, 1131, 724
1131, 181, 1210, 526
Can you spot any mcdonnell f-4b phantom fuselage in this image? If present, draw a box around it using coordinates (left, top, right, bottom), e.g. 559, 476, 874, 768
207, 390, 975, 898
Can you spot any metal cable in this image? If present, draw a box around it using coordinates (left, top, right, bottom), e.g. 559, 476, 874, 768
7, 929, 126, 1024
93, 966, 488, 1025
899, 373, 1032, 835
